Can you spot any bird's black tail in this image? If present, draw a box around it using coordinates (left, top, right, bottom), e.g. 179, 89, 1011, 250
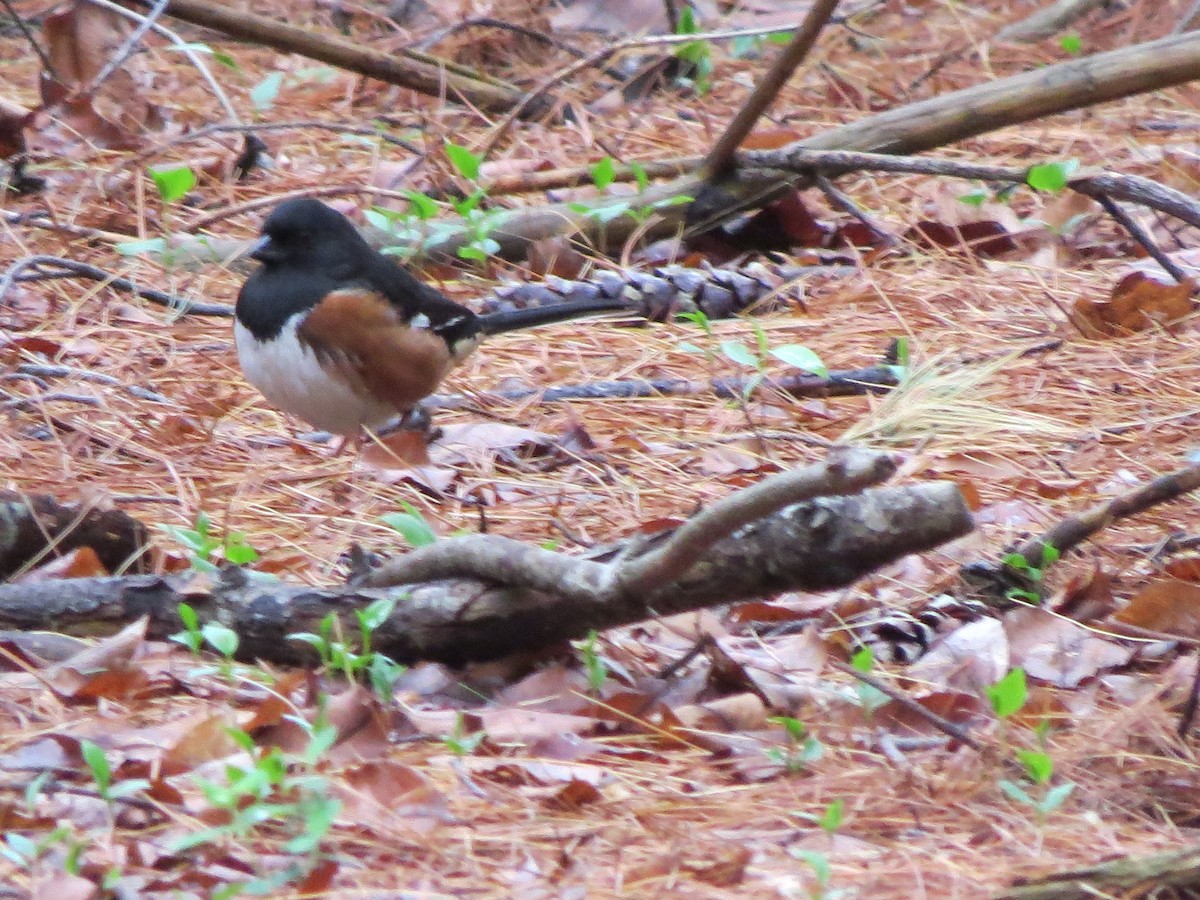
478, 296, 636, 336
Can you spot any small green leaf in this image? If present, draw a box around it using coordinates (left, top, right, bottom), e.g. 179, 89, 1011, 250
586, 202, 632, 225
1059, 33, 1082, 55
250, 71, 283, 110
404, 190, 439, 220
851, 646, 874, 673
1006, 588, 1042, 604
768, 715, 806, 743
987, 667, 1027, 719
1002, 552, 1031, 571
1038, 781, 1075, 814
720, 340, 760, 368
629, 161, 649, 194
223, 533, 259, 565
789, 849, 831, 885
1026, 159, 1079, 193
381, 502, 438, 547
444, 141, 482, 180
675, 5, 698, 34
177, 602, 199, 633
1016, 749, 1053, 784
590, 157, 616, 190
1041, 544, 1060, 567
818, 798, 844, 833
999, 779, 1035, 807
2, 833, 37, 864
81, 740, 111, 794
115, 237, 167, 256
769, 344, 827, 375
958, 187, 988, 208
202, 622, 239, 659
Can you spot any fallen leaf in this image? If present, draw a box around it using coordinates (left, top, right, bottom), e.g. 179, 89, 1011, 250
1073, 272, 1195, 337
1005, 606, 1132, 688
44, 617, 150, 700
161, 713, 242, 775
907, 618, 1009, 692
1115, 579, 1200, 637
336, 760, 448, 834
0, 97, 31, 156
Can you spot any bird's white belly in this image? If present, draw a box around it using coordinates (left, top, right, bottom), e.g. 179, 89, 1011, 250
235, 318, 395, 435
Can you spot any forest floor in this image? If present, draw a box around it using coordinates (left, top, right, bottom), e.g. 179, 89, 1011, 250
3, 0, 1200, 896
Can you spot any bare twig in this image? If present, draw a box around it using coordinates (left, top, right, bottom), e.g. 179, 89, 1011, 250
477, 23, 843, 158
996, 0, 1108, 43
828, 660, 981, 751
1012, 461, 1200, 569
701, 0, 842, 178
81, 0, 169, 98
0, 0, 56, 78
1091, 192, 1188, 283
615, 447, 899, 596
815, 172, 896, 245
0, 255, 229, 317
85, 0, 239, 122
366, 448, 903, 601
125, 0, 547, 118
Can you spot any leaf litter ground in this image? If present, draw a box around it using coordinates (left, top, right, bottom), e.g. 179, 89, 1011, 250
3, 0, 1200, 895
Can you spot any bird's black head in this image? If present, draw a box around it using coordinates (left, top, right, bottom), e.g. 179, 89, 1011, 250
250, 198, 369, 272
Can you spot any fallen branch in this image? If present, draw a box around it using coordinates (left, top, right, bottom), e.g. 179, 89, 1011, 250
125, 0, 550, 118
1012, 461, 1200, 570
0, 450, 973, 665
996, 845, 1200, 899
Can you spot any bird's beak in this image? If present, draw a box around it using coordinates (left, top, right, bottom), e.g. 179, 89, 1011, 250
248, 235, 283, 264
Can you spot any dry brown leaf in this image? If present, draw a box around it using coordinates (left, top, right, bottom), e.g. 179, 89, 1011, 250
336, 760, 448, 834
1005, 606, 1132, 688
1074, 271, 1196, 337
907, 618, 1009, 692
161, 713, 242, 775
17, 546, 108, 582
0, 97, 30, 157
39, 1, 160, 149
1115, 579, 1200, 637
44, 617, 149, 700
545, 778, 603, 809
30, 872, 97, 900
872, 690, 988, 737
1165, 556, 1200, 582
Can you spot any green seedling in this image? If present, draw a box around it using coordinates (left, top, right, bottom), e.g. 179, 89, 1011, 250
1001, 543, 1059, 603
442, 713, 487, 757
81, 740, 150, 804
986, 667, 1027, 720
1026, 159, 1079, 193
170, 602, 204, 654
673, 7, 713, 93
766, 716, 824, 772
381, 501, 438, 548
158, 512, 260, 574
573, 630, 608, 694
172, 724, 341, 894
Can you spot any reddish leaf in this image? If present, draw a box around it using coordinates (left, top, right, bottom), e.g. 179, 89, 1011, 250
1074, 272, 1195, 337
1115, 579, 1200, 637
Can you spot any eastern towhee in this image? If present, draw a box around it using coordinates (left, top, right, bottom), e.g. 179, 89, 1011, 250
235, 197, 632, 438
